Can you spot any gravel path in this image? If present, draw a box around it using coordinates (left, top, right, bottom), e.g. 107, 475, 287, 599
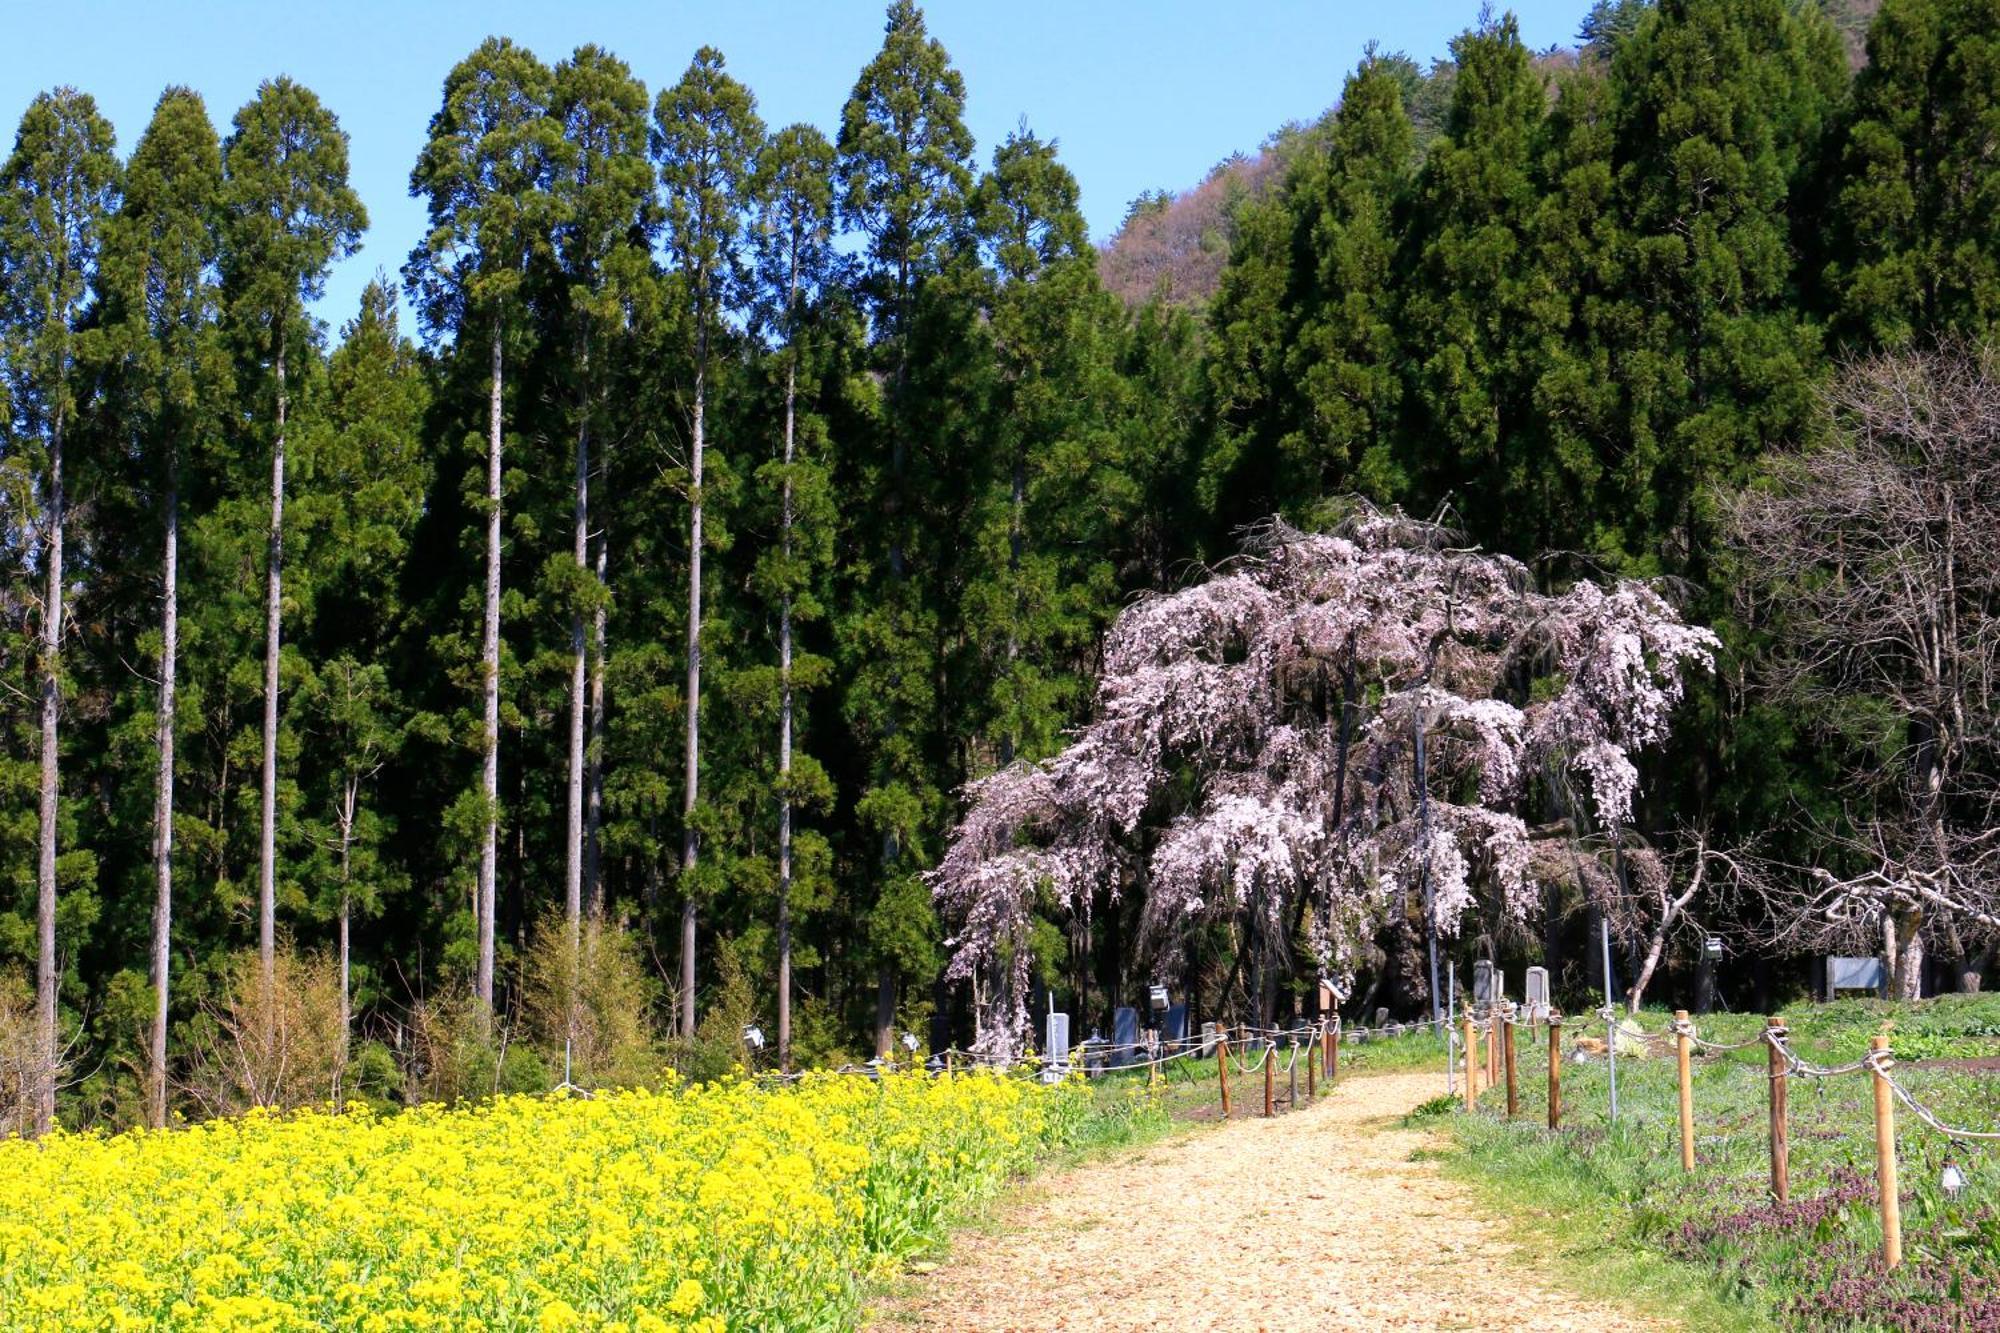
875, 1070, 1670, 1332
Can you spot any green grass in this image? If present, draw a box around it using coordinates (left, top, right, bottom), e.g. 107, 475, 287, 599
1429, 996, 2000, 1331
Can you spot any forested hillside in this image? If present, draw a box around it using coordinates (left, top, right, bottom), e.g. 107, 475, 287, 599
4, 0, 1998, 1132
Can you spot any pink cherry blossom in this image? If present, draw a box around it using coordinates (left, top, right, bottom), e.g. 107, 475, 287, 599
930, 507, 1717, 1058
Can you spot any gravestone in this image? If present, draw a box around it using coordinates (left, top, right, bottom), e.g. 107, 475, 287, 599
1112, 1007, 1140, 1067
1201, 1021, 1221, 1055
1044, 1011, 1070, 1078
1473, 960, 1499, 1009
1163, 1003, 1189, 1045
1523, 966, 1551, 1022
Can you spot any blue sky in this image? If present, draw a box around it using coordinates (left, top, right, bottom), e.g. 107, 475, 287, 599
7, 0, 1594, 334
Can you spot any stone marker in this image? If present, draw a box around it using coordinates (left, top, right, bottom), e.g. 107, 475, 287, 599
1524, 966, 1551, 1021
1164, 1003, 1189, 1044
1112, 1007, 1140, 1067
1473, 960, 1498, 1009
1045, 1011, 1070, 1081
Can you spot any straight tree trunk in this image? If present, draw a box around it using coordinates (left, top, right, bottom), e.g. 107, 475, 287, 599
681, 343, 705, 1038
149, 468, 179, 1129
34, 402, 67, 1137
565, 358, 590, 948
777, 324, 797, 1072
477, 322, 503, 1016
585, 534, 607, 918
336, 779, 355, 1043
258, 336, 287, 1035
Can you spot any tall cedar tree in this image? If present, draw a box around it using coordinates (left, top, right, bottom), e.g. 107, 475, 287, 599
1290, 52, 1418, 506
965, 130, 1120, 766
1828, 0, 2000, 347
0, 88, 118, 1134
654, 47, 763, 1037
96, 87, 227, 1126
297, 281, 428, 1039
406, 39, 558, 1016
748, 123, 841, 1068
1403, 15, 1548, 554
1606, 0, 1844, 575
551, 47, 653, 942
836, 0, 974, 1054
1524, 67, 1626, 569
219, 77, 365, 1033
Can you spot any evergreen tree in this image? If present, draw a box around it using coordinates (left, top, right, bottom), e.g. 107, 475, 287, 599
297, 280, 427, 1040
406, 38, 558, 1016
96, 86, 228, 1126
1828, 0, 2000, 347
1295, 52, 1418, 506
1523, 65, 1628, 569
0, 87, 119, 1134
1606, 0, 1844, 573
220, 76, 365, 1032
835, 0, 975, 1053
1403, 14, 1548, 551
964, 129, 1119, 766
748, 122, 840, 1069
653, 47, 764, 1037
550, 46, 653, 941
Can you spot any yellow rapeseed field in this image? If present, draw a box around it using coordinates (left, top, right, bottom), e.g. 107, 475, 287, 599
0, 1070, 1088, 1331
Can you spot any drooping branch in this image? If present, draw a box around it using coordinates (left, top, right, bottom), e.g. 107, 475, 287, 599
932, 504, 1718, 1057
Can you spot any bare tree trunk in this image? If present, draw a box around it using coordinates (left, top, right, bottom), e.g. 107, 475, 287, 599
149, 470, 179, 1129
876, 963, 896, 1057
565, 370, 589, 948
259, 337, 287, 1037
681, 345, 705, 1038
477, 323, 503, 1017
585, 534, 607, 919
336, 779, 355, 1046
34, 403, 67, 1137
1895, 907, 1925, 1000
777, 333, 797, 1072
1628, 847, 1705, 1015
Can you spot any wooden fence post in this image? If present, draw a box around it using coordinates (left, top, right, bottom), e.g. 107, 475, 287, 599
1216, 1035, 1232, 1119
1870, 1034, 1902, 1269
1547, 1015, 1562, 1129
1462, 1011, 1477, 1110
1765, 1016, 1788, 1204
1675, 1009, 1696, 1172
1503, 1010, 1519, 1119
1264, 1037, 1276, 1117
1330, 1019, 1341, 1084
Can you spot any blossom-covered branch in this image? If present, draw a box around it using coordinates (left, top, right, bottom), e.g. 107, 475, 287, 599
931, 506, 1718, 1057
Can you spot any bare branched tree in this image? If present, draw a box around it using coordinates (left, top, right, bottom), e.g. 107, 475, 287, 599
1724, 346, 2000, 996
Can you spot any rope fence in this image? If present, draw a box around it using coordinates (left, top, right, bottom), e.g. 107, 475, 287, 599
1458, 1003, 1999, 1271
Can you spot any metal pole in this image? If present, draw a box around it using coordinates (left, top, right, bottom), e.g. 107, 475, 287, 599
1602, 917, 1618, 1124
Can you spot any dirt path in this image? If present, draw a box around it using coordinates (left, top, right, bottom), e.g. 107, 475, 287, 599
875, 1070, 1669, 1332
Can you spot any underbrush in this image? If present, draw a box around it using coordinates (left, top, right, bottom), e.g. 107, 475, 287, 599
1435, 995, 2000, 1331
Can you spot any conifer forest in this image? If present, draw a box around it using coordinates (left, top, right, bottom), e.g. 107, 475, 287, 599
7, 0, 2000, 1134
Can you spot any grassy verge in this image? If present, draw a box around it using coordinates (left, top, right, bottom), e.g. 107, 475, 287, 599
1426, 996, 2000, 1330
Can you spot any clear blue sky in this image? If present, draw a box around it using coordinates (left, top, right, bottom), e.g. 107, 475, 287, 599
7, 0, 1594, 333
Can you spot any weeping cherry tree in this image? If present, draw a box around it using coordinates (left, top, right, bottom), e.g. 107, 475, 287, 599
930, 508, 1719, 1058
